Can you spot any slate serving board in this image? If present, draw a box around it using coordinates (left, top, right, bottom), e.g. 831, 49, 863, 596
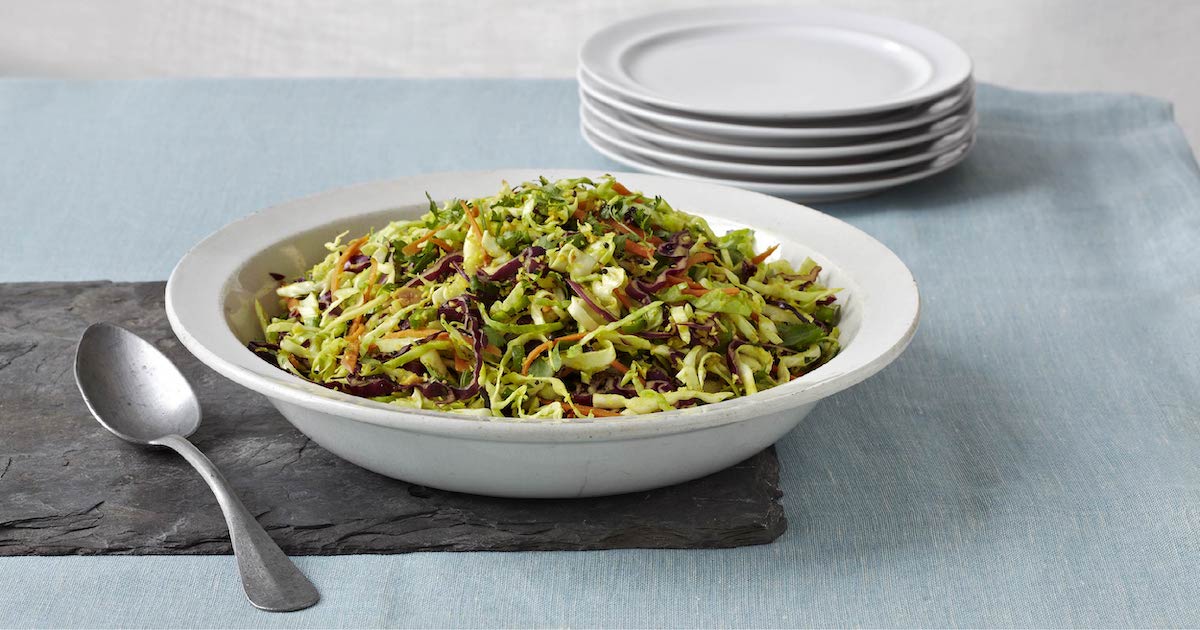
0, 282, 786, 555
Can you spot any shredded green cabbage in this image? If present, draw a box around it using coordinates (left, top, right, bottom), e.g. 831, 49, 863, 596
249, 176, 841, 420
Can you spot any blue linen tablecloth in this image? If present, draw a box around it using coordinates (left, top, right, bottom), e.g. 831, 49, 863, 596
0, 79, 1198, 628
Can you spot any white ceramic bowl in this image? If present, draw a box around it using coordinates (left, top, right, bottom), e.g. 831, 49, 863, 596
166, 170, 919, 498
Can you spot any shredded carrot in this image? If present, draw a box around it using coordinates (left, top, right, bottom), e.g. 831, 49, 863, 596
606, 218, 640, 238
428, 237, 454, 253
454, 353, 469, 372
329, 235, 369, 290
521, 332, 589, 375
622, 239, 655, 259
382, 328, 444, 339
614, 288, 637, 310
572, 208, 587, 221
341, 316, 366, 373
605, 219, 666, 248
612, 182, 633, 196
684, 285, 739, 297
568, 403, 621, 418
685, 278, 705, 290
548, 399, 621, 418
536, 398, 619, 418
460, 200, 483, 238
402, 226, 448, 256
749, 243, 779, 266
484, 344, 502, 357
361, 261, 381, 301
521, 341, 555, 374
610, 359, 629, 374
459, 201, 491, 264
686, 252, 715, 266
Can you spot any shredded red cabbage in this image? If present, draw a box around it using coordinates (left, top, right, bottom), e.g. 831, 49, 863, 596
330, 375, 403, 398
404, 252, 464, 287
565, 277, 617, 322
476, 245, 546, 282
725, 338, 746, 374
656, 230, 693, 259
343, 254, 371, 272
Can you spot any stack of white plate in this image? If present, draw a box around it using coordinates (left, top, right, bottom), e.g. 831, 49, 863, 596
578, 7, 976, 202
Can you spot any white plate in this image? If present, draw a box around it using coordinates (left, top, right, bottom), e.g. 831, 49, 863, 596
581, 95, 977, 160
580, 6, 972, 120
167, 171, 919, 497
582, 107, 977, 179
584, 126, 974, 202
579, 68, 974, 141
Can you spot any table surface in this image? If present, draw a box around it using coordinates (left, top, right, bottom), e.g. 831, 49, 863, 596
0, 79, 1198, 628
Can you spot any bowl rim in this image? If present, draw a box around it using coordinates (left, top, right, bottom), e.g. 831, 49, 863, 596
166, 169, 920, 443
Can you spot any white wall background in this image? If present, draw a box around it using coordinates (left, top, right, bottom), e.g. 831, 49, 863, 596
3, 0, 1199, 147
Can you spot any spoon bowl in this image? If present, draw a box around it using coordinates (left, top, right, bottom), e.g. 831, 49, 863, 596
75, 323, 200, 444
74, 322, 319, 612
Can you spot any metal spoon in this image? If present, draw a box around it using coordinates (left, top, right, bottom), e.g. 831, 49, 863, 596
74, 322, 319, 612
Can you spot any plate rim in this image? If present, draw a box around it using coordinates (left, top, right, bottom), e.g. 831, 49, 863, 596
582, 106, 978, 178
583, 127, 975, 197
578, 67, 975, 140
579, 6, 973, 120
580, 94, 978, 160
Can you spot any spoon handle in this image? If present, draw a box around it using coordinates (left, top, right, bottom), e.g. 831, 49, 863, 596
154, 434, 320, 612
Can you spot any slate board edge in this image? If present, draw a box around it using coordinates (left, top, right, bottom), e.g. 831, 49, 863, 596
0, 280, 788, 556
